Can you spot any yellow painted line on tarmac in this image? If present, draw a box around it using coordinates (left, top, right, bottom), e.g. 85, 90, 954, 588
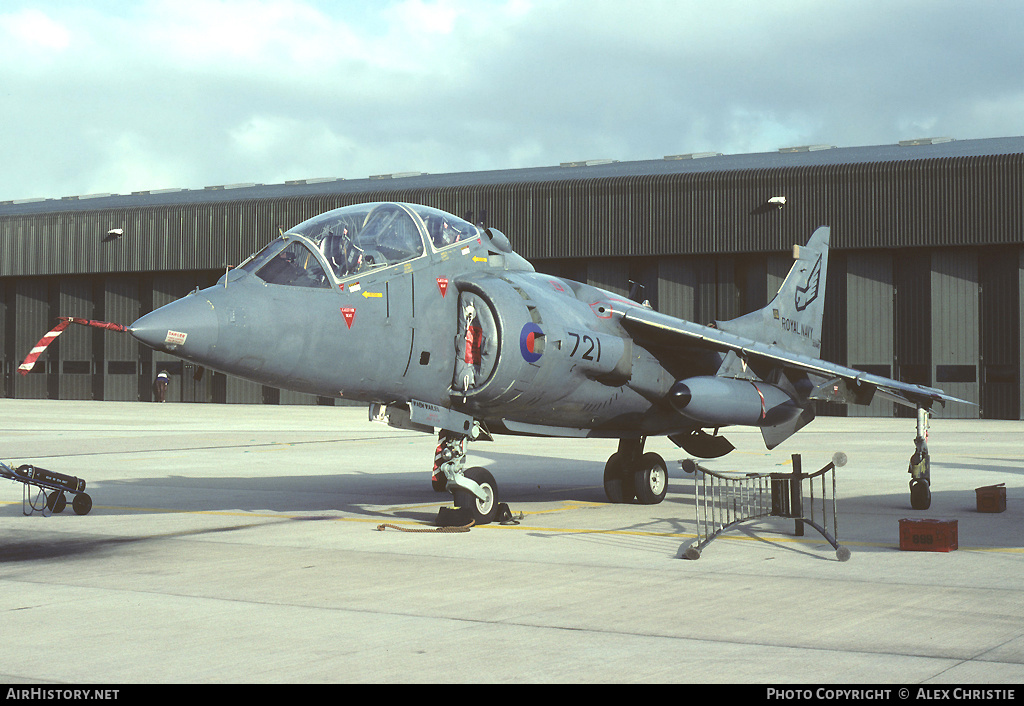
519, 500, 605, 516
383, 501, 446, 512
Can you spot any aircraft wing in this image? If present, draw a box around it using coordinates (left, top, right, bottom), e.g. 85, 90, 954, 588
616, 305, 972, 411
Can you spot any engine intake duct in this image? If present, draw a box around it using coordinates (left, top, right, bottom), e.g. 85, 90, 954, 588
668, 376, 801, 428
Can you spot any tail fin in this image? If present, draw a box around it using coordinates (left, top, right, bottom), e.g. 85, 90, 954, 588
716, 226, 830, 358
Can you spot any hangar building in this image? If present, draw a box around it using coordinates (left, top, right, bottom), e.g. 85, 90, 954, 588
2, 136, 1022, 418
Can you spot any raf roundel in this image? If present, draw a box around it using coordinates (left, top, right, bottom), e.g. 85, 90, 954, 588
519, 322, 543, 363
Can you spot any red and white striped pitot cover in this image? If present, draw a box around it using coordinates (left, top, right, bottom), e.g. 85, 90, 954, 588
18, 317, 128, 375
18, 319, 72, 375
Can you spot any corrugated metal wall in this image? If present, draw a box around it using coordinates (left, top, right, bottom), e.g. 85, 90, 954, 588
13, 279, 48, 399
978, 247, 1021, 419
846, 252, 895, 417
3, 154, 1024, 276
656, 258, 697, 323
57, 277, 93, 400
0, 281, 7, 398
930, 250, 980, 418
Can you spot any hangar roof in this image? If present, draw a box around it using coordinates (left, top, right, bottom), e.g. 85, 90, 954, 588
3, 135, 1023, 217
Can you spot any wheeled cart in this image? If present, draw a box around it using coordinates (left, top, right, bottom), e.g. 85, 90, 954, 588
1, 461, 92, 516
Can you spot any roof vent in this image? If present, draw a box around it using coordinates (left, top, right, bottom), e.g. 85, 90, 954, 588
132, 188, 186, 195
899, 137, 954, 146
664, 152, 722, 160
559, 159, 619, 168
204, 183, 261, 191
285, 177, 342, 185
61, 193, 115, 201
778, 144, 836, 153
369, 172, 426, 180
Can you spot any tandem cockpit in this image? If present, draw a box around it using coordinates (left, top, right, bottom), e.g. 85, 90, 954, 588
236, 202, 482, 288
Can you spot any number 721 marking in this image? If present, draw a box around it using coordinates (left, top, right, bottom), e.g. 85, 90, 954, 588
567, 331, 601, 362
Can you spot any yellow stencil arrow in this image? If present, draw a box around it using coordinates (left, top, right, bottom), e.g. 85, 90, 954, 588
361, 290, 383, 299
473, 256, 488, 263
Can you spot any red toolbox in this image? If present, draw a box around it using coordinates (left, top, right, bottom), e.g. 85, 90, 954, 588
899, 518, 958, 552
975, 484, 1006, 513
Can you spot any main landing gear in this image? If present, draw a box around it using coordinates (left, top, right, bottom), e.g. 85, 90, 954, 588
908, 407, 932, 510
603, 438, 668, 505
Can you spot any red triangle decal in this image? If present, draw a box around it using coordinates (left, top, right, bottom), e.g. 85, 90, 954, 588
341, 307, 356, 329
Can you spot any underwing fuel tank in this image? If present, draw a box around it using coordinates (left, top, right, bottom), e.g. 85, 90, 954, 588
668, 376, 801, 427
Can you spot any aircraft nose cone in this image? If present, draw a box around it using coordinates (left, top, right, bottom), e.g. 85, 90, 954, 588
129, 295, 219, 357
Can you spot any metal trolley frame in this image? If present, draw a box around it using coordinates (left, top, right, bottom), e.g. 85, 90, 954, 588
1, 461, 93, 516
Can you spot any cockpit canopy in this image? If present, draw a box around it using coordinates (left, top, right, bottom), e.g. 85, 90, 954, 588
308, 202, 479, 274
238, 202, 481, 288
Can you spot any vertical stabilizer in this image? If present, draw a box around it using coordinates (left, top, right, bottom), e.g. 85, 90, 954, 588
716, 226, 830, 358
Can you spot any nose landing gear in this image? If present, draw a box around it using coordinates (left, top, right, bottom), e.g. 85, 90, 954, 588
433, 426, 501, 525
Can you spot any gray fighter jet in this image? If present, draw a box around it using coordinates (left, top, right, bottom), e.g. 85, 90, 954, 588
129, 202, 966, 522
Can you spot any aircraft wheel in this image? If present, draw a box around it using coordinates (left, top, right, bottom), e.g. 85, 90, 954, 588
431, 475, 447, 492
72, 493, 93, 516
454, 467, 498, 525
909, 479, 931, 511
47, 492, 67, 514
633, 453, 668, 505
603, 453, 635, 503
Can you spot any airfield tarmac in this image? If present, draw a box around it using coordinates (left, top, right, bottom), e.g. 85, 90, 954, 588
0, 400, 1022, 685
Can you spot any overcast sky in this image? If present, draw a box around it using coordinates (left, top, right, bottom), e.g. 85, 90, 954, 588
2, 0, 1022, 202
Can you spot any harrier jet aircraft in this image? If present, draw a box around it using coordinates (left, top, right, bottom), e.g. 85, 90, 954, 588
126, 202, 966, 522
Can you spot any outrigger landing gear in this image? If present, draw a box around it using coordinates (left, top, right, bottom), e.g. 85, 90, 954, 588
603, 438, 668, 505
909, 407, 932, 510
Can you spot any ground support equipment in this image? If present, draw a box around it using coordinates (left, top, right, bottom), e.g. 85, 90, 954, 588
682, 452, 849, 561
1, 461, 93, 516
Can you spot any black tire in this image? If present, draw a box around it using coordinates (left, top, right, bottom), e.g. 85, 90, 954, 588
633, 453, 668, 505
72, 493, 92, 516
47, 492, 67, 514
432, 474, 448, 492
603, 453, 635, 503
910, 480, 931, 510
453, 467, 499, 525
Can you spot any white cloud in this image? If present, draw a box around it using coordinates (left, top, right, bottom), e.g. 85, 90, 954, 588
1, 0, 1023, 202
0, 8, 72, 52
